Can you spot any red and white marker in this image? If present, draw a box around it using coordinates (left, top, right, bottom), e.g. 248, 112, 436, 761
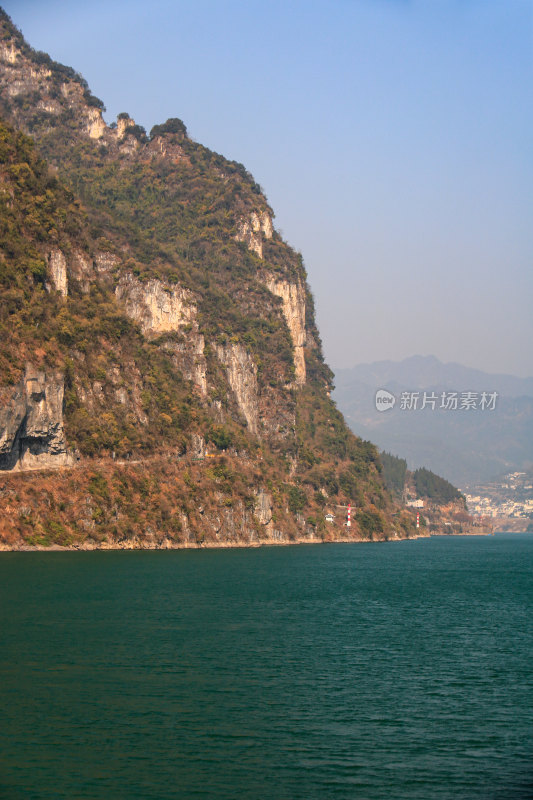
347, 503, 351, 528
416, 512, 420, 529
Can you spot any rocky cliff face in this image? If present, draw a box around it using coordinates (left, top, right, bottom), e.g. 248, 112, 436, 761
0, 10, 413, 549
216, 343, 259, 434
235, 211, 273, 258
42, 246, 120, 297
46, 248, 68, 296
0, 366, 71, 471
115, 274, 197, 336
264, 275, 307, 384
235, 210, 307, 386
0, 28, 142, 164
0, 32, 100, 140
115, 273, 208, 396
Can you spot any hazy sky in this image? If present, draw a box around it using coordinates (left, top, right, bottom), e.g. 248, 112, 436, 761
3, 0, 532, 376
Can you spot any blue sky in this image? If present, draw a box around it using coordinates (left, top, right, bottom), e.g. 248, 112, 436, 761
3, 0, 532, 376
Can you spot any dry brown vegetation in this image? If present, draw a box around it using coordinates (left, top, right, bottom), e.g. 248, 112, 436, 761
0, 453, 416, 549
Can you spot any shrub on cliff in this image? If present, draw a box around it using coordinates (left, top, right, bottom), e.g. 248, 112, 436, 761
150, 118, 187, 138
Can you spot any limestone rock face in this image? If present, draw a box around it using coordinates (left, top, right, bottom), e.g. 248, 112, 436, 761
116, 115, 135, 139
116, 274, 197, 336
264, 275, 306, 384
216, 343, 259, 435
46, 248, 68, 296
0, 50, 52, 100
115, 115, 141, 154
254, 489, 273, 526
190, 433, 206, 458
45, 249, 116, 295
87, 107, 105, 139
116, 274, 208, 395
235, 210, 273, 258
0, 28, 105, 141
0, 40, 17, 65
0, 366, 71, 471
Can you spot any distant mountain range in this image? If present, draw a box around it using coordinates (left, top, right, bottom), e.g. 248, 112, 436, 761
333, 356, 533, 487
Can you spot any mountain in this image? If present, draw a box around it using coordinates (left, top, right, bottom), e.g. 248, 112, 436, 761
333, 356, 533, 487
337, 355, 533, 398
0, 9, 420, 548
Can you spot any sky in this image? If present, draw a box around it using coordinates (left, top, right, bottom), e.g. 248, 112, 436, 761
2, 0, 532, 377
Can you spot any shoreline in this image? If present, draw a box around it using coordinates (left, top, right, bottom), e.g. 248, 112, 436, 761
1, 530, 510, 553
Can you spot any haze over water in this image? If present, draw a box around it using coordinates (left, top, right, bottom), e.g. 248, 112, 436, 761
1, 535, 532, 799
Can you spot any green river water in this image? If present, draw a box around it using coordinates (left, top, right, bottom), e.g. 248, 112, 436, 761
0, 534, 532, 799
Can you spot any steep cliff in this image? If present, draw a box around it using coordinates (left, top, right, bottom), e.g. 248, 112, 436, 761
115, 274, 198, 337
0, 9, 418, 548
215, 343, 259, 435
263, 274, 307, 384
0, 365, 71, 471
235, 210, 273, 258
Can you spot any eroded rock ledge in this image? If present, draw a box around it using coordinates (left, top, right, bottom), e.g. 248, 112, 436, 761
0, 365, 71, 471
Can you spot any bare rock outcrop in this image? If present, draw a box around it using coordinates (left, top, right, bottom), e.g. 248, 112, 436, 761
115, 274, 197, 336
46, 248, 68, 296
114, 114, 141, 154
254, 488, 273, 526
0, 35, 104, 139
87, 107, 106, 139
116, 274, 208, 396
116, 115, 135, 139
0, 39, 17, 65
45, 249, 117, 295
0, 366, 71, 471
235, 210, 273, 258
216, 343, 259, 434
264, 275, 306, 384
